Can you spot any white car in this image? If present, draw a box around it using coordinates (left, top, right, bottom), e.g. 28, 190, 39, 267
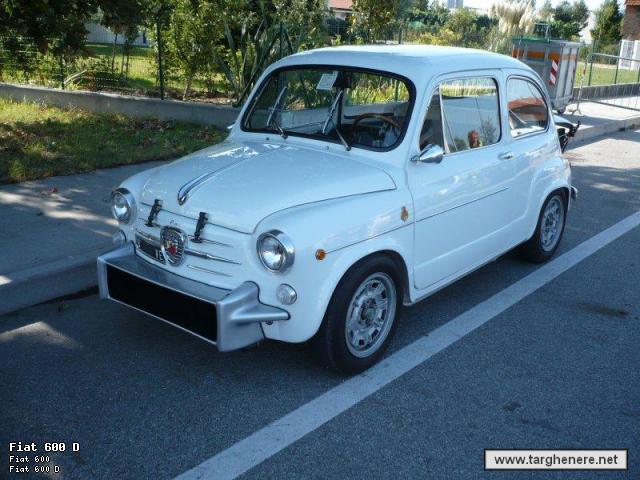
98, 45, 578, 373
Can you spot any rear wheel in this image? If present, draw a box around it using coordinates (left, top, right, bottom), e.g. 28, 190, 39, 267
314, 256, 401, 373
520, 191, 567, 263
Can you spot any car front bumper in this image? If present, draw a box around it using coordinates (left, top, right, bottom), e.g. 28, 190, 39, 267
97, 243, 289, 351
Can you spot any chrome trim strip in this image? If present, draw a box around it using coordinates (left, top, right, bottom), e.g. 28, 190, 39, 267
187, 264, 232, 277
416, 187, 509, 224
177, 172, 217, 205
326, 222, 412, 254
136, 231, 161, 245
188, 235, 232, 248
138, 230, 237, 264
184, 248, 241, 265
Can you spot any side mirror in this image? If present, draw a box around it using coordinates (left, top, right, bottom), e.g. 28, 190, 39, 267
411, 144, 444, 164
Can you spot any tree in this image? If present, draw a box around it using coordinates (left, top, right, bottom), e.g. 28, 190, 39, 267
408, 0, 450, 31
591, 0, 623, 43
270, 0, 327, 49
0, 0, 99, 57
446, 7, 478, 36
159, 0, 240, 99
349, 0, 411, 41
549, 0, 589, 39
99, 0, 152, 73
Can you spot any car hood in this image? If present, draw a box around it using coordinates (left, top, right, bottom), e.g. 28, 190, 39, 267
140, 141, 396, 233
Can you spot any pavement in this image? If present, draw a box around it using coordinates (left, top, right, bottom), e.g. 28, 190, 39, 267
564, 95, 640, 142
0, 128, 638, 479
0, 161, 164, 314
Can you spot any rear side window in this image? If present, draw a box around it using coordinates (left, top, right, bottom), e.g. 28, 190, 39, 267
440, 77, 501, 153
507, 78, 548, 137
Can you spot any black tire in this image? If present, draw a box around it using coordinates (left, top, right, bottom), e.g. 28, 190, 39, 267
314, 255, 402, 374
520, 191, 567, 263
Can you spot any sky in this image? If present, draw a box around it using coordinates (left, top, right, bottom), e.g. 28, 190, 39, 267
464, 0, 623, 12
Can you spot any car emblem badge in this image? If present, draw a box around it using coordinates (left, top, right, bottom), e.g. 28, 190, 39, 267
160, 226, 187, 266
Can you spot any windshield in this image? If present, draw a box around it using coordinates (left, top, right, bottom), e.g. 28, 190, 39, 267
242, 67, 414, 151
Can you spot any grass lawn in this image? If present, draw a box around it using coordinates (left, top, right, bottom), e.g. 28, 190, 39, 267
85, 43, 158, 91
0, 98, 226, 184
575, 63, 640, 86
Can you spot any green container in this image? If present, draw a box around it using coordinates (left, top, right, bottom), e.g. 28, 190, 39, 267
512, 37, 581, 113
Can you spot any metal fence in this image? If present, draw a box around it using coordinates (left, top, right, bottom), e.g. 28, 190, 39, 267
580, 51, 640, 87
574, 52, 640, 112
0, 37, 162, 96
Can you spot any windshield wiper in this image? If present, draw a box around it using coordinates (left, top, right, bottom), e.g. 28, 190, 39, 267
322, 90, 343, 135
271, 118, 288, 139
333, 124, 351, 151
321, 90, 351, 151
266, 86, 288, 139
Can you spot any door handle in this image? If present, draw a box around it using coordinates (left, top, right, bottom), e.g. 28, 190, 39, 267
499, 151, 514, 160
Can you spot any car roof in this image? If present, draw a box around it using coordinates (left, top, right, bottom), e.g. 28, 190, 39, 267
273, 45, 532, 86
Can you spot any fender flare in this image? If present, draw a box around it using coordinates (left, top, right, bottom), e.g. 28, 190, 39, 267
525, 182, 571, 240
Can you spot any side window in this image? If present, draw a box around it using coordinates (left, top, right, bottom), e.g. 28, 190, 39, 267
440, 77, 501, 153
507, 78, 548, 137
419, 88, 444, 151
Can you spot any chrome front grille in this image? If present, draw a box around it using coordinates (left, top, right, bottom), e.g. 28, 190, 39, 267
135, 232, 165, 263
134, 204, 245, 282
160, 226, 187, 266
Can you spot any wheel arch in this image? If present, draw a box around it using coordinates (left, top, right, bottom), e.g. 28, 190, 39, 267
337, 249, 411, 306
526, 183, 571, 240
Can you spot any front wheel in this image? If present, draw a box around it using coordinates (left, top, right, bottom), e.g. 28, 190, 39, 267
520, 191, 567, 263
314, 256, 401, 374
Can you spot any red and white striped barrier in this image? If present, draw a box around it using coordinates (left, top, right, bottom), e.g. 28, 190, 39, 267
549, 59, 559, 86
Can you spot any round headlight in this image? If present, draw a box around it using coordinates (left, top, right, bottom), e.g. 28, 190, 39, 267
111, 188, 136, 224
257, 230, 295, 272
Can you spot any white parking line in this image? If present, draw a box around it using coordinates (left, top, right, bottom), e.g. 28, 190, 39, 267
176, 211, 640, 480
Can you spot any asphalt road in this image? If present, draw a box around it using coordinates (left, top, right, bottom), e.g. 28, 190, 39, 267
1, 130, 639, 480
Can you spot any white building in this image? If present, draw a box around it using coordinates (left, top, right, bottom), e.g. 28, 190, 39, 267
85, 22, 150, 46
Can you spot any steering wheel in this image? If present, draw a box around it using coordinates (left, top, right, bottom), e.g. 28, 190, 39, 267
352, 113, 401, 133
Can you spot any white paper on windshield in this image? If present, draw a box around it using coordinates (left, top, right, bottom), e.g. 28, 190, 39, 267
316, 72, 338, 91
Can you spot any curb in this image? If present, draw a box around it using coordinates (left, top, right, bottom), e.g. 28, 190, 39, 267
0, 247, 107, 316
571, 114, 640, 144
0, 114, 638, 316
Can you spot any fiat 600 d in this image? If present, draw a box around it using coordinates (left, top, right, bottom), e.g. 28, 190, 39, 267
98, 45, 578, 373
